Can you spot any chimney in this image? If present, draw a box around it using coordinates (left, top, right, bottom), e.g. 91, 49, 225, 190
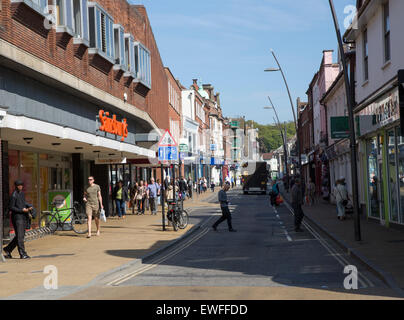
215, 93, 221, 107
192, 79, 199, 91
202, 84, 213, 100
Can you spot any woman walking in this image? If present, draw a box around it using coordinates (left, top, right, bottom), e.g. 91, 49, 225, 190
333, 177, 348, 221
112, 180, 129, 219
137, 181, 146, 214
306, 178, 315, 206
130, 182, 139, 214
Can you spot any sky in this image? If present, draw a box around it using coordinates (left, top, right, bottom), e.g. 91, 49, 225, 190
132, 0, 356, 125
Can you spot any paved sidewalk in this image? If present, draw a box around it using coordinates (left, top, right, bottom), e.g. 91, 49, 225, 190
0, 190, 219, 298
282, 191, 404, 294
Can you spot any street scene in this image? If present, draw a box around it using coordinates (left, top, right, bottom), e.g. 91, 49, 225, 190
1, 0, 404, 304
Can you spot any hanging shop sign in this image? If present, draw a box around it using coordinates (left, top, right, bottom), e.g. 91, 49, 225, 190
331, 117, 350, 139
356, 89, 399, 137
98, 110, 129, 142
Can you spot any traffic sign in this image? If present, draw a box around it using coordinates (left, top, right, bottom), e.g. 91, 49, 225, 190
158, 146, 178, 161
159, 130, 177, 147
179, 144, 188, 152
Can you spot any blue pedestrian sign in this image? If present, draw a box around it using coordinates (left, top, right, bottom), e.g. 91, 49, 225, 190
158, 146, 178, 161
158, 130, 178, 162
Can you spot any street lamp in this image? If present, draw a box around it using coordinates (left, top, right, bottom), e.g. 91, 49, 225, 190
328, 0, 361, 241
265, 49, 301, 175
263, 101, 290, 191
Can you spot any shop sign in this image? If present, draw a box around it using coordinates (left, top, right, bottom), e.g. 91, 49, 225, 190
95, 158, 127, 165
331, 117, 350, 139
179, 144, 189, 152
98, 110, 129, 142
356, 89, 399, 137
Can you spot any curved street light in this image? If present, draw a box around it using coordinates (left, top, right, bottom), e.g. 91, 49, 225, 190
265, 49, 301, 176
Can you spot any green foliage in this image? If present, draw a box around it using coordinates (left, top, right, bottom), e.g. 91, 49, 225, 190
245, 120, 296, 153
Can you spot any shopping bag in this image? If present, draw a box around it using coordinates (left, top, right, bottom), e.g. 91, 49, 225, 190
100, 208, 107, 222
276, 195, 284, 206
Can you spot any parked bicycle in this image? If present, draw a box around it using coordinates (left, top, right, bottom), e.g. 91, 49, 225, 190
167, 199, 189, 231
39, 201, 88, 234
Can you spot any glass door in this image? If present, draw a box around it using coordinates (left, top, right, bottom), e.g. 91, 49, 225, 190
368, 137, 379, 218
377, 134, 385, 223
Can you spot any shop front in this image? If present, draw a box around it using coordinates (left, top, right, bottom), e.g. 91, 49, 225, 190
0, 65, 157, 237
356, 87, 404, 227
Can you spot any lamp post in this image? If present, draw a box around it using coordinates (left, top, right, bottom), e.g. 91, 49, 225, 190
264, 101, 289, 191
265, 49, 301, 175
328, 0, 361, 241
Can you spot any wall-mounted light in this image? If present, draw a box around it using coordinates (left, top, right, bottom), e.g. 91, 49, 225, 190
23, 137, 33, 145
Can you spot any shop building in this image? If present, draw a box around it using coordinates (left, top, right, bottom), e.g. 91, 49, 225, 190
345, 0, 404, 226
0, 0, 170, 235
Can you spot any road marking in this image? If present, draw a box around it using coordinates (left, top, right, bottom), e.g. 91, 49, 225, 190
283, 201, 374, 288
283, 230, 293, 242
107, 227, 211, 286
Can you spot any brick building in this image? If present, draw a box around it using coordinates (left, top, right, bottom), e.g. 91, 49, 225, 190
0, 0, 169, 234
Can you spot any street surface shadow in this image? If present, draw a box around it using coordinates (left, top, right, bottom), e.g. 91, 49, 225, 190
106, 241, 171, 259
111, 189, 404, 299
33, 253, 75, 259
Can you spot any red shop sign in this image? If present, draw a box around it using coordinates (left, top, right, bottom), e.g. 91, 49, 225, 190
99, 110, 128, 142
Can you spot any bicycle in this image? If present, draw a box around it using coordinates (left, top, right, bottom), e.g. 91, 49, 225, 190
39, 201, 88, 234
167, 199, 189, 231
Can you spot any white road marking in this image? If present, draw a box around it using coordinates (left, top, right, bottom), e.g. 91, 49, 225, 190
283, 201, 374, 288
107, 227, 211, 286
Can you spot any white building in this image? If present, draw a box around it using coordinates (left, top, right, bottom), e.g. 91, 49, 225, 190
345, 0, 404, 226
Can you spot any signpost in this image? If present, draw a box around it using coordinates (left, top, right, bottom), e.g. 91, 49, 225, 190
158, 130, 178, 231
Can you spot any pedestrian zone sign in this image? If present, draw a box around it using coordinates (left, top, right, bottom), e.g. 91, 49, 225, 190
158, 130, 178, 162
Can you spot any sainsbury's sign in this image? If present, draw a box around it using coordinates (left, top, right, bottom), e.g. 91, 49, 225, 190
98, 110, 128, 142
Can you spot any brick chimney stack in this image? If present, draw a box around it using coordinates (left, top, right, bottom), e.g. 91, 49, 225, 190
202, 84, 214, 100
192, 79, 199, 91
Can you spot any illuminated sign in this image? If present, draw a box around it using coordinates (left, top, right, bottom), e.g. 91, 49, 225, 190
98, 110, 128, 142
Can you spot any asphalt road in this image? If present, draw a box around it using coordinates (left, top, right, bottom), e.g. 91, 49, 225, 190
66, 189, 402, 300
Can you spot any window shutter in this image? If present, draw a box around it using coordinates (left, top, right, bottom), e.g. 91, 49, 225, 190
96, 8, 101, 50
120, 28, 125, 67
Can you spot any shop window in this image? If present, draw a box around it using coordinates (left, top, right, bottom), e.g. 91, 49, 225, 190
387, 130, 399, 222
396, 127, 404, 224
367, 137, 380, 218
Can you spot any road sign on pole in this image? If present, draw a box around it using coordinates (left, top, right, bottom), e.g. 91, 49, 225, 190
158, 130, 178, 162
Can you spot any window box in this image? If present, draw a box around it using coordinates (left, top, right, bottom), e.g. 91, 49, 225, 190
10, 0, 51, 37
88, 2, 114, 73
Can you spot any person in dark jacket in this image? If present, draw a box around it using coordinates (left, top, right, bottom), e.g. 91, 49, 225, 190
3, 180, 33, 259
291, 178, 304, 232
112, 180, 129, 219
178, 177, 188, 200
212, 183, 236, 232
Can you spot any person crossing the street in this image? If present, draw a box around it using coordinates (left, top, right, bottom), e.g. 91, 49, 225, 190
212, 182, 236, 232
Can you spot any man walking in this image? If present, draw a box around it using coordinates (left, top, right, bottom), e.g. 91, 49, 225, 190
3, 180, 33, 259
291, 178, 304, 232
83, 176, 104, 238
212, 183, 236, 232
147, 177, 160, 215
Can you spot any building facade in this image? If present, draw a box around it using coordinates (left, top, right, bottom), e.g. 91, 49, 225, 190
0, 0, 169, 235
346, 0, 404, 227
